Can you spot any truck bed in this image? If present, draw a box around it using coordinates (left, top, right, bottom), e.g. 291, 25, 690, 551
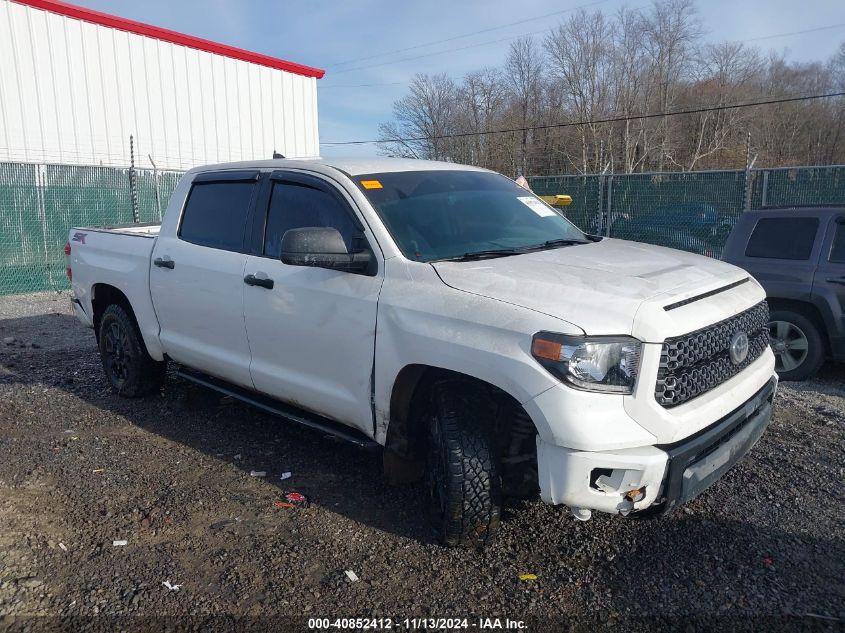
67, 222, 161, 352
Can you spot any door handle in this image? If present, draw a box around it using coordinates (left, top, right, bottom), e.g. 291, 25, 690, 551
244, 274, 274, 289
826, 277, 845, 285
153, 257, 175, 269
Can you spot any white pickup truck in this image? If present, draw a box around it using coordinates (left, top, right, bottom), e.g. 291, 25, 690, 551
66, 158, 777, 547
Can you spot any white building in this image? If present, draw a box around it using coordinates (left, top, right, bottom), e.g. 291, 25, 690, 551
0, 0, 324, 170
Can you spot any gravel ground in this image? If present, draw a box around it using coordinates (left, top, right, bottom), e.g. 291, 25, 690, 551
0, 292, 843, 631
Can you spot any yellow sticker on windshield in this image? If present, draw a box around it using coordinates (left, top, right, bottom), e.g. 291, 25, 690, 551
360, 180, 383, 189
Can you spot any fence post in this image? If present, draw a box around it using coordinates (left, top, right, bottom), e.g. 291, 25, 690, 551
605, 175, 613, 236
742, 132, 757, 212
149, 154, 161, 221
34, 163, 54, 288
129, 135, 140, 223
761, 170, 769, 208
743, 165, 758, 212
596, 174, 605, 235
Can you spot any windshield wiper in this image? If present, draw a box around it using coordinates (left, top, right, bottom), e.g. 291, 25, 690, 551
525, 238, 590, 251
434, 239, 590, 262
435, 248, 526, 262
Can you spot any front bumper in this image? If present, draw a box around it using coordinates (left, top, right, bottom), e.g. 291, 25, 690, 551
537, 375, 777, 515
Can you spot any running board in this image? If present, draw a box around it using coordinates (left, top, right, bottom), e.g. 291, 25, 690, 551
174, 368, 379, 449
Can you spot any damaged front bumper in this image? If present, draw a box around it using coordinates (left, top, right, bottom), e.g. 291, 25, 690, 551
537, 376, 777, 518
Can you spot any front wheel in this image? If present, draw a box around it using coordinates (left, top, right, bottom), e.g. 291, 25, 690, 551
768, 309, 825, 381
98, 304, 166, 397
425, 382, 502, 548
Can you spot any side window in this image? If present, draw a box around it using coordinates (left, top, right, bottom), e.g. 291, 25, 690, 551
179, 181, 256, 252
745, 217, 819, 260
263, 181, 359, 258
830, 220, 845, 264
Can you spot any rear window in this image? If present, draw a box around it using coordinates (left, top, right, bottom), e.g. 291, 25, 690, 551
745, 217, 819, 260
179, 181, 256, 252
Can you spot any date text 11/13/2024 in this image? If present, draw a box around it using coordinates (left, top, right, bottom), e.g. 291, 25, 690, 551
307, 617, 527, 630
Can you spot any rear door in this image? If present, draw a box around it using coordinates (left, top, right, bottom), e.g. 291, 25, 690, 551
242, 171, 383, 435
150, 170, 260, 388
813, 214, 845, 356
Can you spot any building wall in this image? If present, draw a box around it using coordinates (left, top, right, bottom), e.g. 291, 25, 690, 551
0, 0, 320, 170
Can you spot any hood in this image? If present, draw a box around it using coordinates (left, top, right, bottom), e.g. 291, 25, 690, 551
431, 238, 747, 338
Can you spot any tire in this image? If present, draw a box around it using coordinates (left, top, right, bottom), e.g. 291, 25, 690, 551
424, 381, 502, 548
768, 309, 825, 381
98, 304, 166, 397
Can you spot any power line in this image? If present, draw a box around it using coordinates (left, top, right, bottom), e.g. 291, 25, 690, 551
329, 29, 548, 76
743, 23, 845, 43
320, 91, 845, 146
319, 82, 405, 89
329, 21, 845, 77
324, 0, 612, 69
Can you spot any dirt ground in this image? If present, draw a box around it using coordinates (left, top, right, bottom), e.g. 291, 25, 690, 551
0, 292, 843, 632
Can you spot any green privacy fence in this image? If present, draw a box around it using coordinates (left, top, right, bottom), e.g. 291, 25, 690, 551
1, 162, 844, 295
531, 165, 845, 258
0, 162, 181, 295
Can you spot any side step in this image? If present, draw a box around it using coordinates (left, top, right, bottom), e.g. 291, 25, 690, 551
175, 367, 379, 449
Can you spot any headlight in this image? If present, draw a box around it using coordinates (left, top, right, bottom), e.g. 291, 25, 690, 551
531, 332, 642, 394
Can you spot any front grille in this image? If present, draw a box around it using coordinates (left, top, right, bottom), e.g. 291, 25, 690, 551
655, 301, 769, 408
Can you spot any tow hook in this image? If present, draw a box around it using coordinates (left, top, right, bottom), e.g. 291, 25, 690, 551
626, 487, 646, 503
571, 507, 592, 521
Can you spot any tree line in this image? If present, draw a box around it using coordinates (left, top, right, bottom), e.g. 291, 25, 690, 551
377, 0, 845, 176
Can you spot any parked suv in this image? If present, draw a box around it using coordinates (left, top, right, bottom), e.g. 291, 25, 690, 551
722, 207, 845, 380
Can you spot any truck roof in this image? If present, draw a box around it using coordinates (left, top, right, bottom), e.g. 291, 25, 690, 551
186, 157, 491, 177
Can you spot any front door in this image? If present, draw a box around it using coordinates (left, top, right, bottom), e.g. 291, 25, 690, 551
149, 170, 260, 388
814, 214, 845, 353
243, 171, 383, 436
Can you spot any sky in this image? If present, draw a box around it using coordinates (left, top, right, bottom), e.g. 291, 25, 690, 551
69, 0, 845, 158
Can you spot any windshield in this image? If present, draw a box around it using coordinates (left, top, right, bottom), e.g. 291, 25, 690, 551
355, 170, 587, 262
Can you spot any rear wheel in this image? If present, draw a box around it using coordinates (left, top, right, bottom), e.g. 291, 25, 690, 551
425, 382, 502, 548
768, 309, 824, 381
98, 304, 166, 397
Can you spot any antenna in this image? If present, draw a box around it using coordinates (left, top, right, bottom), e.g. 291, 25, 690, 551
273, 151, 285, 159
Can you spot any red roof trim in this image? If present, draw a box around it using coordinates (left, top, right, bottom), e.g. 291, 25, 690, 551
11, 0, 325, 78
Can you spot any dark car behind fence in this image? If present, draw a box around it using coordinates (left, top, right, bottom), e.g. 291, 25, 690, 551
530, 165, 845, 258
0, 161, 844, 295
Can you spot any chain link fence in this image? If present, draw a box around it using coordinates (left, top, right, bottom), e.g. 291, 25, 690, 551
1, 161, 844, 295
0, 161, 181, 295
531, 165, 845, 258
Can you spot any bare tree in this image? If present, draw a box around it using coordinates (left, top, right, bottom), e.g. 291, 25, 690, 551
639, 0, 703, 170
377, 73, 457, 159
504, 37, 543, 176
674, 42, 762, 170
546, 9, 614, 174
608, 6, 651, 173
378, 0, 845, 176
826, 41, 845, 163
454, 68, 506, 167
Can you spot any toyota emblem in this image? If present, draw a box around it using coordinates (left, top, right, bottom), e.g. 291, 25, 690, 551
729, 331, 749, 365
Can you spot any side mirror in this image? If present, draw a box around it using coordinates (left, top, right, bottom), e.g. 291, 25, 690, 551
280, 227, 371, 273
